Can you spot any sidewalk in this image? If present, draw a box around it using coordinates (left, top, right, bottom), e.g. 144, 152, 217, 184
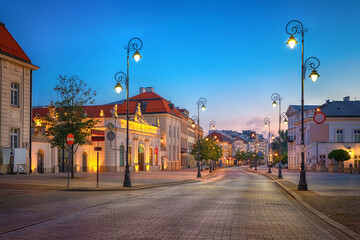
0, 168, 216, 191
247, 165, 360, 237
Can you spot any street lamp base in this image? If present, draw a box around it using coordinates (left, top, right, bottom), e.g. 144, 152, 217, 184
298, 170, 308, 190
197, 169, 202, 178
209, 166, 212, 173
123, 170, 132, 187
268, 165, 272, 173
278, 166, 283, 179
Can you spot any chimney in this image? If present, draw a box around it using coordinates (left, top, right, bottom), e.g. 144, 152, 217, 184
326, 99, 330, 103
139, 87, 145, 94
145, 87, 154, 93
343, 96, 350, 101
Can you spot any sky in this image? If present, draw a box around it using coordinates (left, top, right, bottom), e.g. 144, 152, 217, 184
1, 0, 360, 136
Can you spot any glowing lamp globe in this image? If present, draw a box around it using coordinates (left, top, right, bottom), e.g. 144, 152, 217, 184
201, 104, 206, 111
114, 82, 123, 94
287, 35, 297, 49
132, 50, 142, 62
309, 69, 320, 82
272, 100, 277, 108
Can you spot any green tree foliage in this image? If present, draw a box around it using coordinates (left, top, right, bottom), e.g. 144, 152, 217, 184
46, 75, 97, 177
271, 130, 288, 163
328, 149, 351, 172
190, 139, 222, 164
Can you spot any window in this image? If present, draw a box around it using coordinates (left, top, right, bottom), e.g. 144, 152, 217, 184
173, 146, 176, 160
149, 148, 153, 166
169, 125, 171, 136
336, 130, 343, 143
173, 127, 176, 137
11, 128, 19, 148
177, 128, 179, 139
354, 130, 360, 143
11, 83, 19, 106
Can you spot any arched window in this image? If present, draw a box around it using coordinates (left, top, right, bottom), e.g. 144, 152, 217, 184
11, 83, 19, 106
120, 145, 125, 167
154, 148, 158, 166
149, 148, 153, 166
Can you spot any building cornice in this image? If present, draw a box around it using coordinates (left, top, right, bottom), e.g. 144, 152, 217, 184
0, 52, 39, 70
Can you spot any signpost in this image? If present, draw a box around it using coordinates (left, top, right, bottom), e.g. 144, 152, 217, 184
91, 129, 104, 188
66, 133, 74, 188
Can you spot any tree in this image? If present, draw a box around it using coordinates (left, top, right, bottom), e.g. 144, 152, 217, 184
271, 130, 288, 164
328, 149, 351, 173
46, 75, 97, 178
190, 139, 223, 166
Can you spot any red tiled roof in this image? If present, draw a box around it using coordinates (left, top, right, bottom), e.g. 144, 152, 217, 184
0, 22, 31, 63
33, 91, 186, 119
33, 104, 116, 118
208, 132, 231, 143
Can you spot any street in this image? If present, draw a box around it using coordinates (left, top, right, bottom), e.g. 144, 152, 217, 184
0, 168, 352, 240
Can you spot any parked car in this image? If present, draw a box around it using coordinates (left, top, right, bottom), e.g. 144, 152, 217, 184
275, 163, 284, 169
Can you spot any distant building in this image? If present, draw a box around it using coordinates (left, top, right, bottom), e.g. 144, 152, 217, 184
287, 97, 360, 171
0, 22, 39, 174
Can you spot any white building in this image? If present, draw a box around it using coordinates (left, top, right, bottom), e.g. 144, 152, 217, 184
0, 22, 39, 173
287, 97, 360, 171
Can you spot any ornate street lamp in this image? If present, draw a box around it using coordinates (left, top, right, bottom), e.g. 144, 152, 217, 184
208, 120, 216, 172
114, 37, 143, 187
192, 97, 207, 178
271, 93, 283, 179
286, 20, 320, 190
264, 117, 271, 173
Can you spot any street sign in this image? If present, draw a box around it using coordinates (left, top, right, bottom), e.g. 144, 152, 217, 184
94, 147, 102, 151
67, 133, 74, 145
92, 136, 105, 141
313, 112, 326, 124
107, 122, 115, 131
107, 131, 115, 141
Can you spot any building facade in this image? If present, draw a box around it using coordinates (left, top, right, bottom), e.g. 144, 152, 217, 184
0, 22, 39, 174
32, 103, 160, 173
287, 97, 360, 171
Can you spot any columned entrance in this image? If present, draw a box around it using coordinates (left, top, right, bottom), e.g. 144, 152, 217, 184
138, 145, 145, 171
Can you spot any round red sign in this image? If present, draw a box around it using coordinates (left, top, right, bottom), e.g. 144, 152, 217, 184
313, 112, 326, 124
67, 133, 74, 145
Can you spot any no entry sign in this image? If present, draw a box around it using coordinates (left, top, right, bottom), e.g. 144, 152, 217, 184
67, 133, 74, 145
313, 112, 326, 124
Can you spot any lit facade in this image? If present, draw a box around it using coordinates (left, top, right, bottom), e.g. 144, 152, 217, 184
0, 22, 39, 174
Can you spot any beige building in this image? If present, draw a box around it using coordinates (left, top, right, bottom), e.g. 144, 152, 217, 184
32, 103, 160, 173
0, 22, 39, 174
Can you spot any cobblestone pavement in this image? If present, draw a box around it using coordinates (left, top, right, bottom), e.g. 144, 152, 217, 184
0, 168, 352, 240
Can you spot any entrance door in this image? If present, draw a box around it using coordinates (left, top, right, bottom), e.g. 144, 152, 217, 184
37, 150, 44, 173
138, 145, 144, 171
82, 152, 88, 172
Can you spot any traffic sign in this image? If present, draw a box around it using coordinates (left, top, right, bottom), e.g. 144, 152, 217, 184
107, 131, 115, 141
313, 112, 326, 124
67, 133, 74, 145
107, 122, 115, 131
94, 147, 102, 151
92, 136, 105, 141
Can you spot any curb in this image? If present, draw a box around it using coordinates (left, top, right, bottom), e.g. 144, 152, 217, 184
61, 173, 217, 192
246, 168, 360, 239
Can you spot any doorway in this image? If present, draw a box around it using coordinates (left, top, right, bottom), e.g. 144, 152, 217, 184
138, 145, 144, 171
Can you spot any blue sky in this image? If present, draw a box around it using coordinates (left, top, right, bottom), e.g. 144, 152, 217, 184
1, 0, 360, 135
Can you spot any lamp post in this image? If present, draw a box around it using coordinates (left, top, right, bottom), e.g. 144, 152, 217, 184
191, 97, 207, 178
264, 117, 271, 173
271, 93, 283, 179
209, 120, 216, 170
286, 20, 320, 191
114, 37, 143, 187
